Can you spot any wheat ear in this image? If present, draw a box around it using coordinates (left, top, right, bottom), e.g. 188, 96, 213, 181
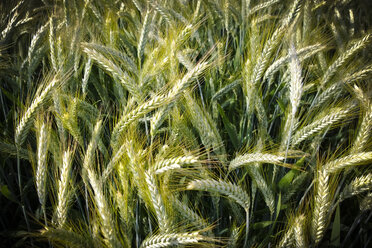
154, 155, 198, 174
41, 228, 95, 248
187, 179, 250, 211
248, 0, 281, 16
312, 169, 330, 245
320, 34, 371, 87
325, 152, 372, 174
145, 170, 172, 233
140, 232, 207, 248
83, 120, 119, 247
137, 9, 152, 62
340, 173, 372, 200
351, 104, 372, 153
36, 122, 49, 208
294, 214, 306, 248
55, 149, 73, 227
15, 76, 61, 146
172, 196, 208, 228
359, 192, 372, 211
229, 153, 285, 171
292, 106, 353, 146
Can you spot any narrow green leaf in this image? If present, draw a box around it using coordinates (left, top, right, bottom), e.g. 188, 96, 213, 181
217, 104, 239, 149
330, 204, 340, 247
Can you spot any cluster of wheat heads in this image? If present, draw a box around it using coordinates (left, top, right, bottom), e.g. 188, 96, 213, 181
0, 0, 371, 247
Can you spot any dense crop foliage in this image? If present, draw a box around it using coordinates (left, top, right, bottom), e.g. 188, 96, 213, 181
0, 0, 371, 247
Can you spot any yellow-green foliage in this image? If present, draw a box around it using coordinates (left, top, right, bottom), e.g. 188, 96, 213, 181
0, 0, 371, 247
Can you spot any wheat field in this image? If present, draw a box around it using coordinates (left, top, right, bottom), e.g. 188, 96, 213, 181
0, 0, 371, 247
